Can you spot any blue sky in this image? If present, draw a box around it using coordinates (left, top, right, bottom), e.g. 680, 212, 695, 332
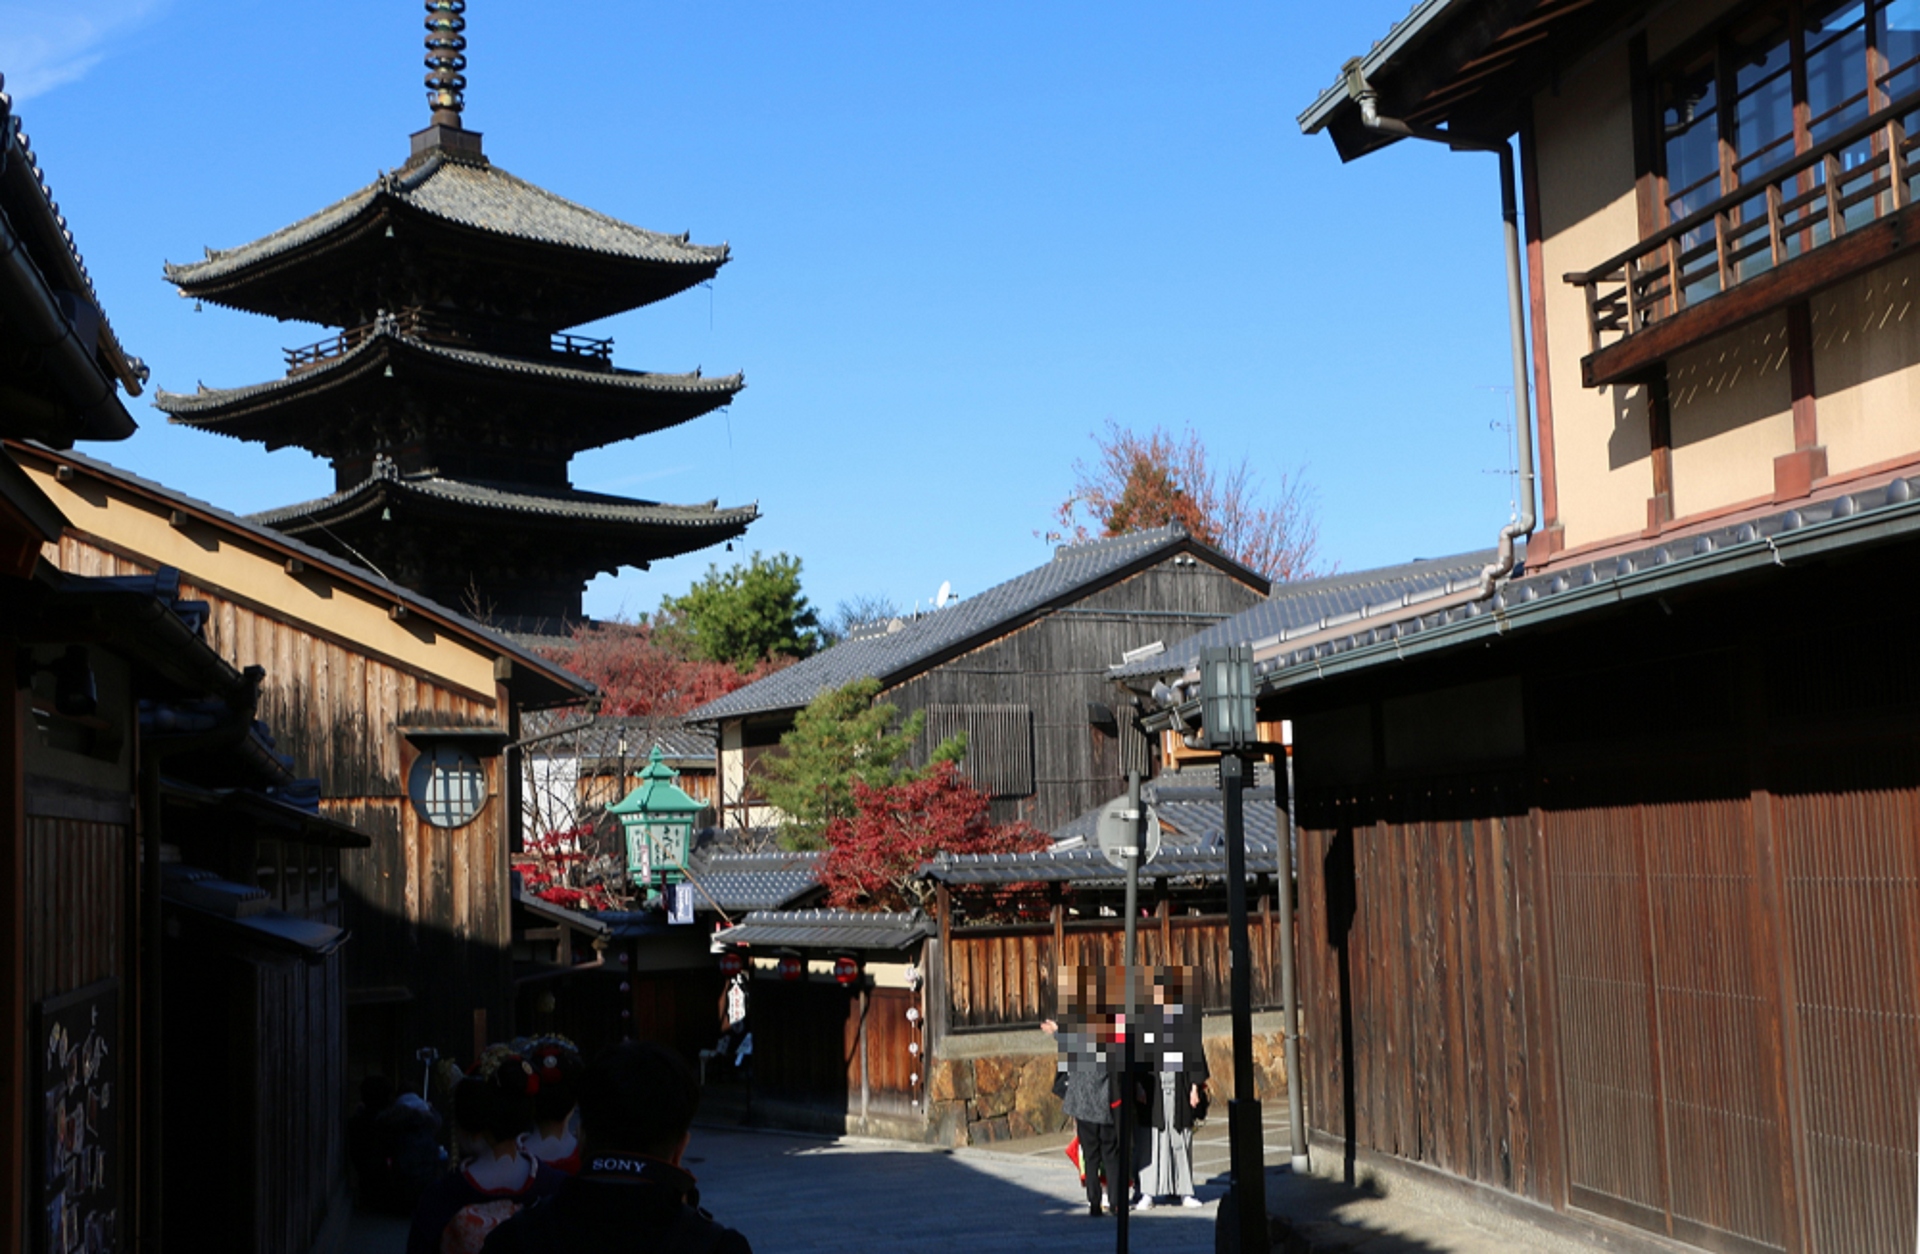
1, 1, 1524, 623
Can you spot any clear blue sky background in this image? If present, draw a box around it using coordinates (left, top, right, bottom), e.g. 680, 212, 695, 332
1, 1, 1526, 624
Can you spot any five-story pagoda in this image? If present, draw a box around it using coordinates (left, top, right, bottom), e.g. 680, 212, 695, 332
158, 1, 755, 633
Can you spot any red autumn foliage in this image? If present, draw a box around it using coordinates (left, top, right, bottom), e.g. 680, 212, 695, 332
1052, 420, 1323, 582
537, 620, 792, 718
515, 824, 629, 912
820, 760, 1049, 911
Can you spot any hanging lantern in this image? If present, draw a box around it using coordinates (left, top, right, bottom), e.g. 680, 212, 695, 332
833, 955, 860, 986
777, 954, 804, 982
718, 951, 744, 979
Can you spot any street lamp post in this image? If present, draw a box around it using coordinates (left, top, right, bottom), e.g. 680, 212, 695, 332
1200, 644, 1269, 1254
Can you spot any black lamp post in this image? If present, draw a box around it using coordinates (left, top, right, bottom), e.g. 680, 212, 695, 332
1199, 644, 1268, 1254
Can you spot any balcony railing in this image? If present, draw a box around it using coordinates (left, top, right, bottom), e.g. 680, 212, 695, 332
283, 308, 614, 375
1566, 82, 1920, 387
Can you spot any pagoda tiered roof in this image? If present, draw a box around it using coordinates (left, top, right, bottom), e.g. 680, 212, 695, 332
251, 469, 756, 538
154, 321, 744, 459
162, 149, 729, 328
247, 467, 757, 629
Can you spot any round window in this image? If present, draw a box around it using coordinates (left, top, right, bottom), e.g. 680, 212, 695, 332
408, 743, 489, 829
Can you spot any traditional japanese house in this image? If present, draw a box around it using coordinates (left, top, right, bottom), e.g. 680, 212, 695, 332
522, 716, 718, 837
1137, 5, 1920, 1251
155, 7, 754, 634
689, 526, 1269, 834
0, 81, 373, 1254
9, 441, 593, 1091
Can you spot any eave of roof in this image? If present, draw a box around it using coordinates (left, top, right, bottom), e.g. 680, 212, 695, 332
0, 87, 147, 400
686, 525, 1268, 723
7, 440, 594, 708
163, 150, 729, 292
1109, 549, 1494, 681
921, 841, 1282, 886
156, 328, 741, 426
712, 908, 932, 951
1298, 0, 1475, 135
1148, 475, 1920, 726
249, 472, 758, 534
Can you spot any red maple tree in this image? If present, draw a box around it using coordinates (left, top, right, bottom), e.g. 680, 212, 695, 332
1052, 421, 1324, 582
515, 824, 631, 912
820, 761, 1049, 911
538, 620, 792, 718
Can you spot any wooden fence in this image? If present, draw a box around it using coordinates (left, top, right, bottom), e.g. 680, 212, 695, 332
944, 908, 1280, 1032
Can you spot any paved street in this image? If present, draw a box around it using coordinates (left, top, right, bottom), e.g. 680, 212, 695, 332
347, 1110, 1295, 1253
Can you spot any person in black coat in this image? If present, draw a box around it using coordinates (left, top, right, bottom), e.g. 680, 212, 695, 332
1136, 968, 1209, 1209
482, 1042, 750, 1254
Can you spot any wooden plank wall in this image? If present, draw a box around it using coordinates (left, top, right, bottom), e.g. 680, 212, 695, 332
24, 814, 123, 1004
945, 915, 1280, 1031
1294, 781, 1557, 1206
894, 557, 1263, 831
54, 538, 512, 1063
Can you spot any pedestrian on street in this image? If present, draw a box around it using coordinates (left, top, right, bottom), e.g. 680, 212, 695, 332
409, 1057, 562, 1254
482, 1041, 752, 1254
1047, 966, 1125, 1219
1135, 968, 1207, 1210
523, 1039, 584, 1176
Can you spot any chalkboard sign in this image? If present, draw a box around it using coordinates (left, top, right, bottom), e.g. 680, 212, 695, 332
36, 978, 119, 1254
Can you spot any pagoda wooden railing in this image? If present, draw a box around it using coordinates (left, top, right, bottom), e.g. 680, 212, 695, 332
284, 309, 614, 374
1566, 79, 1920, 388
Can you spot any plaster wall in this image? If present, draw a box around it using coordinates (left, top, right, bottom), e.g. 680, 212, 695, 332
1532, 45, 1655, 548
1667, 313, 1794, 516
23, 461, 499, 697
1811, 249, 1920, 478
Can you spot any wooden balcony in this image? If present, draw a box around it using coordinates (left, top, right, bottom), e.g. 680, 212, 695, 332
283, 308, 614, 374
1567, 85, 1920, 389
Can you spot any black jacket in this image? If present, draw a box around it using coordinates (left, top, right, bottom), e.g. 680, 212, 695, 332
481, 1156, 750, 1254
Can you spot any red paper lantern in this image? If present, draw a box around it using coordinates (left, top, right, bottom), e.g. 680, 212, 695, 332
777, 955, 804, 982
717, 951, 744, 978
833, 955, 859, 986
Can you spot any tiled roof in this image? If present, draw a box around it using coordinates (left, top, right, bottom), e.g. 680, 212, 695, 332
8, 441, 592, 706
249, 470, 757, 532
1110, 550, 1491, 680
1049, 782, 1281, 848
154, 324, 741, 419
687, 526, 1266, 722
921, 838, 1283, 887
164, 150, 727, 290
712, 908, 931, 951
1152, 475, 1920, 715
685, 851, 823, 913
0, 84, 146, 398
522, 715, 716, 764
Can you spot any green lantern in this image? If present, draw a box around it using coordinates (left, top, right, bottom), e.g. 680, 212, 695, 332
608, 746, 704, 887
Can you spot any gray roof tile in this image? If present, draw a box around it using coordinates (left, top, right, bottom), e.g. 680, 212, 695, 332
164, 151, 727, 289
249, 471, 757, 531
685, 851, 823, 913
712, 908, 931, 951
1111, 549, 1492, 680
688, 526, 1265, 722
921, 839, 1282, 887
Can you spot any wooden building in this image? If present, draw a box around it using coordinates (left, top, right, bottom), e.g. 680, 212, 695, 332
0, 84, 377, 1254
690, 525, 1268, 833
154, 10, 753, 633
10, 442, 592, 1089
1135, 5, 1920, 1251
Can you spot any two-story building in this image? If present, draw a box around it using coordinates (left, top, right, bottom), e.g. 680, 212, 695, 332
1135, 6, 1920, 1254
689, 525, 1268, 835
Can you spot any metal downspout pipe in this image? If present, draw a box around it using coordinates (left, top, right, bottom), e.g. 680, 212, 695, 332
1343, 61, 1538, 598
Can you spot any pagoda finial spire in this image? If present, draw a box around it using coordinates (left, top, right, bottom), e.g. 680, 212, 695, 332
412, 0, 483, 162
424, 0, 468, 127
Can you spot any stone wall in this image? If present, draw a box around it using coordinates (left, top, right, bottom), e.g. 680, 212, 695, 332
926, 1012, 1289, 1148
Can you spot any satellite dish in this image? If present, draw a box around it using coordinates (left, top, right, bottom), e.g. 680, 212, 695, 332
935, 580, 952, 609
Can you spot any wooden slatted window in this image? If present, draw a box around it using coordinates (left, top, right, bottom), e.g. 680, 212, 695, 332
925, 704, 1034, 799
